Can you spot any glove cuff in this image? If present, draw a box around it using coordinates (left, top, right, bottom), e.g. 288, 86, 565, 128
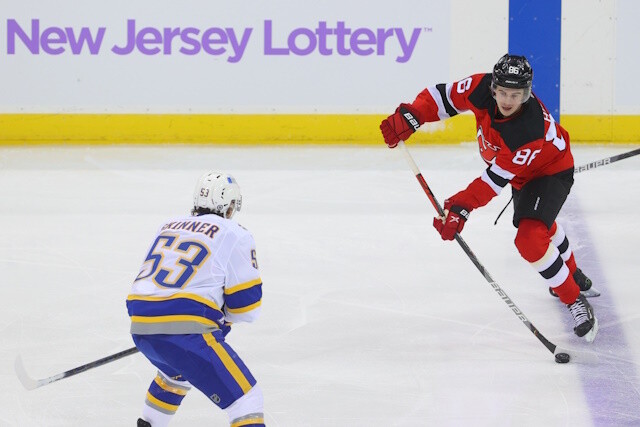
398, 105, 421, 133
449, 205, 471, 221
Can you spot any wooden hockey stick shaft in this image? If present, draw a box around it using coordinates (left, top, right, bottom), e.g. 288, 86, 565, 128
494, 146, 640, 225
398, 141, 563, 356
15, 346, 139, 390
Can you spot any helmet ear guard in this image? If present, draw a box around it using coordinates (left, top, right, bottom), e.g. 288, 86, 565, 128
491, 53, 533, 103
192, 172, 242, 219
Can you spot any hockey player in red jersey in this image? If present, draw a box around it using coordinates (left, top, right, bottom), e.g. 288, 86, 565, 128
380, 53, 598, 342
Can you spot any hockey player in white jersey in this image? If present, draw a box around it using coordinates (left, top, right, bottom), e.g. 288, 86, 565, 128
127, 172, 265, 427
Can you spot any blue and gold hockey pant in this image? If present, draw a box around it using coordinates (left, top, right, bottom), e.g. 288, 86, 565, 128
132, 332, 258, 413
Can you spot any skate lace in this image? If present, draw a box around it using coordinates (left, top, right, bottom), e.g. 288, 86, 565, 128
568, 300, 589, 327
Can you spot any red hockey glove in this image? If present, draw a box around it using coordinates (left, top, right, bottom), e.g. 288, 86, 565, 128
433, 200, 471, 240
380, 103, 421, 148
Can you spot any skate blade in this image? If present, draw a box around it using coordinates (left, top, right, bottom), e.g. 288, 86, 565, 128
581, 288, 601, 298
584, 317, 599, 343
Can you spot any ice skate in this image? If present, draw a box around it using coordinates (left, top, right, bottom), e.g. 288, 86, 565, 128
550, 268, 601, 298
567, 294, 599, 342
137, 419, 151, 427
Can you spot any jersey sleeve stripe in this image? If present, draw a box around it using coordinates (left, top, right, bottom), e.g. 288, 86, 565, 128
445, 82, 465, 114
482, 162, 515, 195
225, 278, 262, 295
485, 168, 509, 187
436, 83, 460, 117
488, 162, 515, 181
225, 284, 262, 310
426, 85, 452, 120
481, 167, 508, 195
226, 300, 262, 314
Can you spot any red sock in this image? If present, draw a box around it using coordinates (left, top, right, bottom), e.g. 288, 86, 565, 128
551, 274, 580, 304
565, 253, 577, 274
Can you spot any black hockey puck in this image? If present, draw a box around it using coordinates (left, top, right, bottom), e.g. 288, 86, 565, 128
555, 353, 570, 364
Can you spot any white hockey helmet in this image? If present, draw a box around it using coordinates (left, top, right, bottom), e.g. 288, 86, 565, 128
192, 171, 242, 219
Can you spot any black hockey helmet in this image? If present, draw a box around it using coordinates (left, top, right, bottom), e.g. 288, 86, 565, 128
491, 53, 533, 102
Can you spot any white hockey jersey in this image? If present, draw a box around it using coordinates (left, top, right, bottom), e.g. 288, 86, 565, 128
127, 213, 262, 335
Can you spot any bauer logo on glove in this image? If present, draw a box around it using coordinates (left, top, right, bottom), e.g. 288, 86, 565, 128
402, 111, 420, 131
379, 103, 423, 148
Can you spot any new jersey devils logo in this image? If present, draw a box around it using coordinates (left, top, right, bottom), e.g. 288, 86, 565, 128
477, 126, 499, 163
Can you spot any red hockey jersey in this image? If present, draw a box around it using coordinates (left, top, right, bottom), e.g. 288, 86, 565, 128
409, 73, 574, 210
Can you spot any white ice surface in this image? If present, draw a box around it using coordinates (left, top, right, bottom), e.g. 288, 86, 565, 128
1, 143, 639, 426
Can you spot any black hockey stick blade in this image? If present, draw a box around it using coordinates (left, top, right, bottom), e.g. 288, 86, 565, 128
15, 346, 139, 390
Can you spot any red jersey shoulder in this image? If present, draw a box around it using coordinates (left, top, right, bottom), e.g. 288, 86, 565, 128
449, 73, 492, 111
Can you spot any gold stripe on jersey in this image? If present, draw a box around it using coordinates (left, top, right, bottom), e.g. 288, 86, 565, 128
225, 278, 262, 295
202, 334, 253, 393
226, 300, 262, 314
131, 314, 218, 326
127, 292, 222, 311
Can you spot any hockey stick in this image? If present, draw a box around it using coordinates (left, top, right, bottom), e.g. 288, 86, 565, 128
15, 346, 139, 390
494, 147, 640, 225
575, 146, 640, 173
398, 141, 597, 363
